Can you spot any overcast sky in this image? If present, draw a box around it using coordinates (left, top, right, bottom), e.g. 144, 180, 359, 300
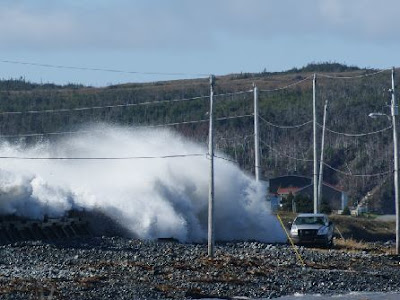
0, 0, 399, 86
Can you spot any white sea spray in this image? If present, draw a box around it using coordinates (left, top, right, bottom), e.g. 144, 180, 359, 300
0, 124, 285, 243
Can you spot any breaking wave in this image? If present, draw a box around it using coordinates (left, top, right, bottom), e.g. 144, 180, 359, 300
0, 124, 285, 243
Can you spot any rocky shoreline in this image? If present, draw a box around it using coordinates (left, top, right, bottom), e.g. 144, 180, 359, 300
0, 237, 400, 299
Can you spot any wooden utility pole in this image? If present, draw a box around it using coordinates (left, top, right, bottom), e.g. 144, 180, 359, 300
254, 83, 260, 181
313, 73, 318, 213
318, 100, 328, 206
390, 67, 399, 254
208, 75, 215, 258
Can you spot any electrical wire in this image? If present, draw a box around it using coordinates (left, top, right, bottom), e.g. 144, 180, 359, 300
317, 122, 392, 137
260, 140, 313, 162
214, 90, 253, 97
213, 155, 238, 164
323, 162, 390, 177
0, 89, 254, 116
0, 114, 254, 138
0, 59, 209, 77
144, 114, 253, 128
260, 140, 390, 177
0, 59, 392, 80
259, 76, 312, 92
0, 59, 395, 180
0, 130, 94, 138
318, 68, 390, 79
215, 114, 254, 121
259, 114, 313, 129
0, 153, 206, 160
0, 95, 210, 115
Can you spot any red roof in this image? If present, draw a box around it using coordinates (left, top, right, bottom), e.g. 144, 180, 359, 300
277, 187, 301, 195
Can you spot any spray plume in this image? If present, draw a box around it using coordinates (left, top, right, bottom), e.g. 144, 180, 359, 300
0, 124, 285, 243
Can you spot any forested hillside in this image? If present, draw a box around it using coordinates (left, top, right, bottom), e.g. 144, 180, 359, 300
0, 63, 398, 213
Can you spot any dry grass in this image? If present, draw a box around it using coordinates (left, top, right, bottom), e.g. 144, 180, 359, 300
330, 215, 395, 241
75, 275, 106, 288
335, 238, 372, 251
334, 238, 395, 254
276, 211, 395, 242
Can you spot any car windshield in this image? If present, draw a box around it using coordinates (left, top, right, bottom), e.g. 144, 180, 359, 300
294, 216, 326, 225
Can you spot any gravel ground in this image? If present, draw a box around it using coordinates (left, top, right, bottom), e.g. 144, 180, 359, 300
0, 237, 399, 299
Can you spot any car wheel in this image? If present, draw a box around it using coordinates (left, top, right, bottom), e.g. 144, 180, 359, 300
327, 238, 334, 248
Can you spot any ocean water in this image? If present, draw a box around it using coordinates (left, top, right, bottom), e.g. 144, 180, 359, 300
275, 291, 400, 300
0, 123, 285, 243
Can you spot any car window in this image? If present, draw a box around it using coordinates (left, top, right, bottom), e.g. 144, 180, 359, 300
294, 216, 325, 225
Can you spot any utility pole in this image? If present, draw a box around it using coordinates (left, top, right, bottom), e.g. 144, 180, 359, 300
313, 73, 318, 213
253, 83, 260, 182
318, 100, 328, 208
208, 75, 215, 258
390, 67, 399, 255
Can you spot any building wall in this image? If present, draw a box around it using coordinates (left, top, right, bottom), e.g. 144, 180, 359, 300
267, 175, 347, 211
268, 176, 311, 194
295, 185, 344, 210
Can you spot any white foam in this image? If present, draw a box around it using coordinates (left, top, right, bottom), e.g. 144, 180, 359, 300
0, 124, 285, 243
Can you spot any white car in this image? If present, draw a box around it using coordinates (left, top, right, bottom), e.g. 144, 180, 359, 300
289, 213, 334, 247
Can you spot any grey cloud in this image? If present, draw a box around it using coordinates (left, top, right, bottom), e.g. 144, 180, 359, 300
209, 0, 400, 41
0, 1, 213, 51
0, 0, 399, 51
316, 0, 400, 40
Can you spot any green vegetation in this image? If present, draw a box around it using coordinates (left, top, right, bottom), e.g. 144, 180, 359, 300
280, 194, 313, 213
320, 199, 332, 215
0, 77, 84, 91
287, 61, 361, 73
280, 193, 295, 212
0, 62, 396, 213
341, 206, 351, 215
294, 194, 313, 213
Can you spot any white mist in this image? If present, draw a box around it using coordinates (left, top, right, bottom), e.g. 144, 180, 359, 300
0, 124, 285, 243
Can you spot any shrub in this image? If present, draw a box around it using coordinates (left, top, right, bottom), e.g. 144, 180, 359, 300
342, 206, 351, 215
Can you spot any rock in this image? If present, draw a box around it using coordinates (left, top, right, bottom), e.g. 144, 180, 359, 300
0, 237, 399, 299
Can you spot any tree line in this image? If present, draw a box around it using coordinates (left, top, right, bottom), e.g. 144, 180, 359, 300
0, 63, 397, 213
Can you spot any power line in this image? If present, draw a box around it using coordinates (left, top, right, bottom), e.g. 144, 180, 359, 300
0, 153, 206, 160
317, 122, 392, 137
0, 59, 392, 80
215, 114, 254, 121
260, 140, 391, 177
259, 76, 312, 92
318, 69, 390, 79
0, 89, 253, 116
213, 154, 238, 164
259, 114, 313, 129
0, 59, 209, 77
260, 140, 313, 162
0, 114, 254, 138
0, 130, 92, 138
214, 90, 253, 97
141, 114, 253, 129
323, 162, 390, 177
0, 95, 211, 115
218, 134, 254, 143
